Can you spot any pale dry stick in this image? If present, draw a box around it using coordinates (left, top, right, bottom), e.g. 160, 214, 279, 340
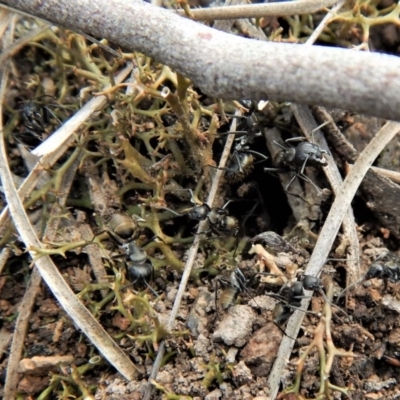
300, 0, 362, 284
4, 152, 98, 399
143, 113, 240, 400
0, 326, 12, 359
267, 3, 358, 395
2, 77, 87, 400
3, 0, 400, 121
4, 269, 42, 400
292, 105, 361, 284
0, 246, 11, 276
176, 0, 339, 21
0, 7, 11, 38
0, 109, 139, 384
268, 121, 400, 399
359, 165, 400, 184
306, 0, 346, 44
0, 63, 133, 231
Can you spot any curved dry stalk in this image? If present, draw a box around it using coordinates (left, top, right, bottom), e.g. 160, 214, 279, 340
268, 120, 400, 399
4, 150, 84, 400
143, 112, 240, 400
268, 7, 361, 394
176, 0, 338, 21
2, 0, 400, 121
0, 82, 138, 385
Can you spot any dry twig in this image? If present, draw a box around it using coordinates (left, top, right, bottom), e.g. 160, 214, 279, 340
176, 0, 338, 21
143, 112, 240, 400
2, 0, 400, 121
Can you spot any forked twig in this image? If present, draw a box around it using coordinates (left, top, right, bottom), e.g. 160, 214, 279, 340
268, 121, 400, 399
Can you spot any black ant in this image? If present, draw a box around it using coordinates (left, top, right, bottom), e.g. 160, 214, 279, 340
337, 252, 400, 300
17, 95, 63, 146
272, 281, 307, 326
270, 274, 348, 338
107, 213, 157, 296
165, 189, 239, 237
188, 200, 239, 236
265, 136, 327, 192
122, 241, 156, 296
216, 268, 249, 310
365, 253, 400, 284
213, 109, 269, 182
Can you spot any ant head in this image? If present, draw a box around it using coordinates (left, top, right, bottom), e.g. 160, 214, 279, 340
294, 142, 327, 167
365, 262, 385, 280
287, 281, 304, 303
188, 204, 210, 221
302, 275, 322, 291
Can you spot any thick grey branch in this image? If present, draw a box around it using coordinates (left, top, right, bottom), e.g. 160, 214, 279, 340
2, 0, 400, 121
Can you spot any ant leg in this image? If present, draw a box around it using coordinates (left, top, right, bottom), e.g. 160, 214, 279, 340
284, 173, 298, 191
221, 199, 233, 210
243, 149, 269, 161
285, 137, 307, 144
219, 130, 248, 135
318, 289, 350, 318
264, 167, 285, 173
310, 121, 330, 142
297, 173, 322, 194
272, 140, 289, 151
299, 155, 311, 175
157, 206, 185, 217
143, 279, 159, 297
273, 320, 298, 341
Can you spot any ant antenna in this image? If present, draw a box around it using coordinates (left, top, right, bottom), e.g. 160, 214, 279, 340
309, 120, 330, 142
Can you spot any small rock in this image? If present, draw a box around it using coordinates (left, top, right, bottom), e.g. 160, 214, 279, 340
248, 295, 276, 311
388, 327, 400, 348
167, 287, 178, 302
205, 389, 222, 400
17, 375, 49, 395
213, 305, 256, 346
194, 334, 211, 358
187, 289, 214, 336
241, 322, 282, 377
382, 294, 400, 313
226, 347, 239, 363
233, 360, 253, 386
18, 355, 74, 374
364, 375, 396, 391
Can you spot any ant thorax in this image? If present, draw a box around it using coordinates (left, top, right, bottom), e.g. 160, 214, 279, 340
122, 241, 147, 263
